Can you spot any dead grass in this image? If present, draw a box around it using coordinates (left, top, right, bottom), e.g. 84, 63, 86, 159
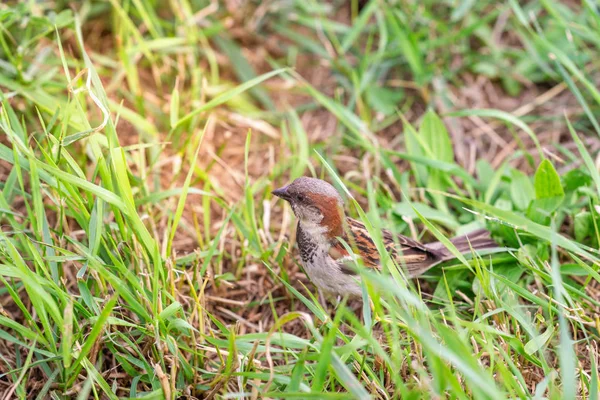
1, 1, 600, 397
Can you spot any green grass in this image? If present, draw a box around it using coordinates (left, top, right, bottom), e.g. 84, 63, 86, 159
1, 0, 600, 398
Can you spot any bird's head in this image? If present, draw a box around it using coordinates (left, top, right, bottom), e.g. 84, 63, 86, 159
272, 177, 345, 238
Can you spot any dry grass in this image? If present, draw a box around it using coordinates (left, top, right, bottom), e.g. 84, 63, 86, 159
1, 0, 600, 398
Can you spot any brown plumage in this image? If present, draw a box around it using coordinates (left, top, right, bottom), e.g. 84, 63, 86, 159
273, 177, 500, 297
330, 217, 497, 277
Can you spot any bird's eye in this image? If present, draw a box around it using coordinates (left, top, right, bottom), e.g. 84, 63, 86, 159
297, 194, 305, 202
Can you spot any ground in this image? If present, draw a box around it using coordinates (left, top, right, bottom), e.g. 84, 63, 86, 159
0, 1, 599, 399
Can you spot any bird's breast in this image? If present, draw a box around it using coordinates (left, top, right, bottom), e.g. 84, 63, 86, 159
296, 221, 329, 262
296, 222, 363, 296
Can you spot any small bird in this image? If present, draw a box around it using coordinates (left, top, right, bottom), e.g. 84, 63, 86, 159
273, 177, 498, 297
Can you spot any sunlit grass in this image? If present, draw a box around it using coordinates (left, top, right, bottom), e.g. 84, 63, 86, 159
0, 1, 599, 398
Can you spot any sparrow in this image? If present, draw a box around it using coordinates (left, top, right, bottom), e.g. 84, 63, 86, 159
273, 177, 498, 297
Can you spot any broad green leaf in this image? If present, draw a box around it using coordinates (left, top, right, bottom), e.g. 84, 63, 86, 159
535, 159, 564, 199
159, 301, 182, 321
365, 86, 404, 116
62, 300, 74, 369
562, 168, 592, 192
567, 117, 600, 199
420, 110, 454, 163
532, 159, 564, 214
510, 169, 535, 210
574, 211, 592, 242
524, 326, 555, 355
453, 194, 598, 262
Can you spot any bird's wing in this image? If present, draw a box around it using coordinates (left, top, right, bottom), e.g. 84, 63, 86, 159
328, 217, 441, 277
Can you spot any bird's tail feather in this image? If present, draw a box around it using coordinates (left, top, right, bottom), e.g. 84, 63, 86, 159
427, 228, 498, 261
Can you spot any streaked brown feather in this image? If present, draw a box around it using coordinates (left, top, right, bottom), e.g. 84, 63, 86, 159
330, 217, 442, 277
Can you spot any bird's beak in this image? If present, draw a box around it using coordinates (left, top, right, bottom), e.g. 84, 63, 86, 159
272, 185, 291, 201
